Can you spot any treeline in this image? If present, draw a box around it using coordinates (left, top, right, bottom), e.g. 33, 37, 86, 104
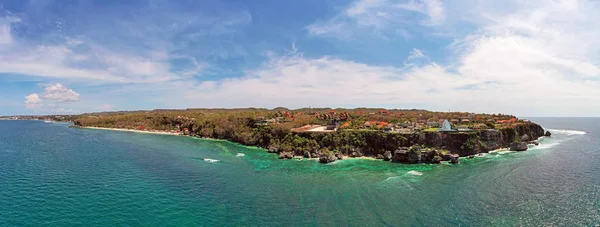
72, 108, 539, 163
73, 110, 414, 157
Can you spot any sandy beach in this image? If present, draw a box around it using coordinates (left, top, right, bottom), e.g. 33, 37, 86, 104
83, 127, 182, 136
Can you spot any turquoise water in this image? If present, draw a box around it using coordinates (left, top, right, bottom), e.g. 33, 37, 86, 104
0, 118, 598, 226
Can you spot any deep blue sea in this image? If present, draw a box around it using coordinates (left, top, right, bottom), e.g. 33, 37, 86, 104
0, 118, 598, 226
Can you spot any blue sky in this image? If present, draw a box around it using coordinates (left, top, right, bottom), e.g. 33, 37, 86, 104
1, 0, 599, 116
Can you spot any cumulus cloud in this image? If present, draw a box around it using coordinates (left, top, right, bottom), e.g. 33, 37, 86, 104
0, 0, 252, 84
42, 83, 80, 102
182, 53, 467, 109
5, 0, 600, 116
23, 83, 80, 110
24, 93, 42, 104
180, 0, 600, 116
24, 93, 42, 108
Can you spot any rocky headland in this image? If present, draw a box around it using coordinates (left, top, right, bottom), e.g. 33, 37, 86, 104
70, 108, 550, 165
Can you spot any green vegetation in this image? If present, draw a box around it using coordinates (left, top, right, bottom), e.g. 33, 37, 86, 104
461, 137, 480, 152
485, 122, 496, 129
66, 108, 536, 159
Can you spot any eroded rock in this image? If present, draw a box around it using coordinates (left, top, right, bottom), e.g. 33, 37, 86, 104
383, 150, 392, 161
509, 142, 528, 151
319, 154, 337, 163
278, 151, 293, 159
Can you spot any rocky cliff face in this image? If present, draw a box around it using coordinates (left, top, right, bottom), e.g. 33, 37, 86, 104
419, 122, 546, 156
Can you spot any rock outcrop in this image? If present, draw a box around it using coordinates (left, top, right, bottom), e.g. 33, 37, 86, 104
392, 149, 409, 163
545, 131, 552, 137
509, 142, 528, 151
268, 145, 279, 153
449, 154, 460, 164
407, 150, 421, 164
319, 153, 337, 163
383, 150, 392, 161
279, 151, 293, 159
350, 151, 363, 158
303, 151, 311, 158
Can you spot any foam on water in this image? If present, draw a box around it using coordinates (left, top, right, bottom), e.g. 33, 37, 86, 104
384, 176, 399, 181
204, 158, 220, 163
529, 142, 559, 150
406, 170, 423, 176
236, 153, 245, 157
497, 150, 516, 155
547, 129, 587, 135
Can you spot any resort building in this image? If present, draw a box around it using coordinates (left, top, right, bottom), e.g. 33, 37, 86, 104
439, 119, 457, 132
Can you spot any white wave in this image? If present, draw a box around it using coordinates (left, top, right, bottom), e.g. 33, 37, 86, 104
406, 170, 423, 176
529, 142, 559, 150
43, 120, 54, 123
204, 158, 220, 163
548, 129, 586, 135
489, 148, 508, 154
384, 176, 399, 181
236, 153, 245, 157
497, 150, 516, 155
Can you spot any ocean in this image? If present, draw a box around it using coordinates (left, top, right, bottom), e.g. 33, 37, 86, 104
0, 118, 597, 226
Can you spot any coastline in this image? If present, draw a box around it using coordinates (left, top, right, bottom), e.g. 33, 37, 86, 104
77, 126, 396, 162
73, 121, 549, 165
82, 127, 183, 136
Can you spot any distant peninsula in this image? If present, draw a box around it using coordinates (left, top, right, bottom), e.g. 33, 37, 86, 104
24, 108, 551, 164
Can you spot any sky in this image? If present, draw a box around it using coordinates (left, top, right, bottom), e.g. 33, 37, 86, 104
1, 0, 599, 117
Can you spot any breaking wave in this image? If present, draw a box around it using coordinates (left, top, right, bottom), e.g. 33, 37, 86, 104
497, 150, 516, 155
406, 171, 423, 176
384, 176, 399, 181
547, 129, 587, 135
529, 143, 559, 150
236, 153, 245, 157
204, 158, 220, 163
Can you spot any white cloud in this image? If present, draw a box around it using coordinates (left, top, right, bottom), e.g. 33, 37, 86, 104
24, 93, 42, 109
0, 24, 12, 45
0, 16, 20, 45
25, 93, 42, 104
0, 40, 185, 83
42, 83, 80, 102
301, 0, 600, 116
5, 0, 600, 117
307, 0, 445, 39
407, 48, 425, 60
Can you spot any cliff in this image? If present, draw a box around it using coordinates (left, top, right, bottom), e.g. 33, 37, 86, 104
72, 109, 548, 165
419, 122, 545, 156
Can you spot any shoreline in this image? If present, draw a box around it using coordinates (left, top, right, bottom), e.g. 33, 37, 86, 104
74, 124, 550, 165
82, 127, 183, 136
77, 126, 403, 161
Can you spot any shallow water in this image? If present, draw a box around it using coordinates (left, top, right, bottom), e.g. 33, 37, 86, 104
0, 118, 598, 226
